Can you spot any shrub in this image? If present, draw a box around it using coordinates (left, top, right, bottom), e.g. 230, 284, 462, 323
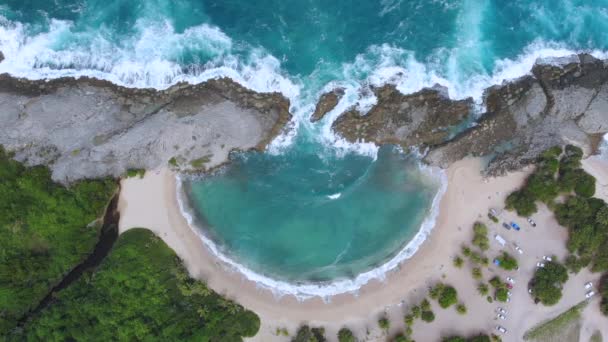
462, 246, 472, 257
456, 303, 467, 315
496, 252, 518, 270
378, 317, 390, 331
488, 213, 499, 223
338, 327, 355, 342
293, 326, 326, 342
438, 286, 458, 308
530, 261, 569, 306
472, 222, 490, 251
477, 283, 489, 296
495, 288, 509, 302
574, 171, 596, 198
429, 283, 445, 300
125, 168, 146, 178
168, 157, 178, 167
411, 305, 421, 319
600, 274, 608, 316
421, 310, 435, 322
472, 268, 483, 280
421, 298, 431, 311
453, 256, 464, 268
404, 314, 414, 326
505, 190, 538, 217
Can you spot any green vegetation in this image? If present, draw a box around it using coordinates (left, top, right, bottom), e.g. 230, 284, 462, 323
393, 333, 414, 342
590, 331, 603, 342
496, 252, 518, 270
472, 222, 490, 251
456, 303, 467, 315
600, 274, 608, 316
437, 284, 458, 309
443, 334, 492, 342
293, 326, 326, 342
168, 156, 178, 167
489, 276, 509, 303
488, 213, 499, 223
454, 255, 464, 268
125, 168, 146, 178
523, 301, 587, 341
378, 316, 390, 332
337, 328, 355, 342
477, 283, 489, 296
472, 267, 483, 280
420, 310, 435, 322
0, 147, 117, 332
20, 229, 260, 341
530, 260, 569, 306
190, 155, 212, 169
504, 145, 608, 275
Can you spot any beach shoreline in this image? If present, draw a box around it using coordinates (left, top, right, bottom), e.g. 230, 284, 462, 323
118, 156, 608, 341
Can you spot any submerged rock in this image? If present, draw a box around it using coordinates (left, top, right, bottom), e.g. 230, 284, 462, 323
425, 53, 608, 175
332, 84, 473, 147
0, 75, 291, 183
310, 88, 344, 122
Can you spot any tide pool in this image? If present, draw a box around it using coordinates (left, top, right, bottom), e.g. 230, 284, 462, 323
184, 143, 441, 284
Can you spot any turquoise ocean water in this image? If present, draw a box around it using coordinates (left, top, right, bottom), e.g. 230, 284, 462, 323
2, 0, 607, 297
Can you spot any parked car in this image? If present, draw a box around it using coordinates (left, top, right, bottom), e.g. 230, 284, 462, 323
527, 218, 537, 227
506, 276, 515, 284
542, 255, 553, 262
586, 291, 596, 299
536, 262, 545, 268
514, 245, 523, 254
496, 326, 507, 334
510, 222, 521, 231
497, 314, 506, 320
493, 259, 501, 266
585, 282, 593, 290
496, 307, 507, 314
506, 283, 513, 289
507, 291, 513, 297
490, 208, 498, 216
528, 288, 533, 294
502, 222, 511, 230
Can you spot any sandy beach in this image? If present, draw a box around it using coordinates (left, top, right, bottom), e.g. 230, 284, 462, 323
118, 156, 608, 342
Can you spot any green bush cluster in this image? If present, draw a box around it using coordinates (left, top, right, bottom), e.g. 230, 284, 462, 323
472, 222, 490, 251
338, 328, 355, 342
125, 168, 146, 178
20, 229, 260, 341
293, 325, 326, 342
505, 145, 597, 217
489, 276, 509, 303
529, 260, 569, 306
496, 252, 518, 270
443, 334, 494, 342
0, 146, 117, 333
429, 283, 459, 309
599, 274, 608, 316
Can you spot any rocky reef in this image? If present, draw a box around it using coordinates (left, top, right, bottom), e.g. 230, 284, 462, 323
310, 88, 344, 122
331, 54, 608, 175
332, 85, 473, 147
0, 75, 291, 183
425, 54, 608, 175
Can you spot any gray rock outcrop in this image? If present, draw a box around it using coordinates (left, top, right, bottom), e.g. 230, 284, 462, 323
310, 88, 344, 122
332, 85, 473, 147
424, 54, 608, 175
0, 75, 291, 183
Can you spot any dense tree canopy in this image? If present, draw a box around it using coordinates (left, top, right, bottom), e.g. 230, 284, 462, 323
20, 229, 260, 341
0, 147, 117, 332
530, 261, 569, 306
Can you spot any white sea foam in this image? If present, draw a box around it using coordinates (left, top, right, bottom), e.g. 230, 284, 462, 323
176, 164, 447, 300
327, 193, 341, 200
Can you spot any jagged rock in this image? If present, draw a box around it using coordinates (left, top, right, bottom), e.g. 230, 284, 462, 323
310, 88, 344, 122
0, 75, 291, 183
332, 85, 473, 147
425, 54, 608, 175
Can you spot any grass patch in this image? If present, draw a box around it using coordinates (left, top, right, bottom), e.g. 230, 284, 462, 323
523, 301, 588, 341
190, 155, 212, 169
125, 168, 145, 178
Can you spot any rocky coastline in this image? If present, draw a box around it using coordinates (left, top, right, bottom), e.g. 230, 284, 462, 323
0, 53, 607, 181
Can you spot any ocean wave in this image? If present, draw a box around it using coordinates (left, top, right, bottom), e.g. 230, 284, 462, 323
175, 161, 447, 300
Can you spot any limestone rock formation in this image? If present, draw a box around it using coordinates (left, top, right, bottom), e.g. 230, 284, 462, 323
425, 54, 608, 175
0, 75, 291, 183
332, 85, 473, 147
310, 88, 344, 122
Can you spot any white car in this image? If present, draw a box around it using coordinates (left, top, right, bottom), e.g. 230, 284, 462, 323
584, 282, 593, 290
527, 218, 537, 227
528, 288, 533, 294
514, 245, 523, 254
542, 255, 553, 262
506, 297, 511, 303
537, 262, 545, 268
496, 307, 507, 314
496, 326, 507, 334
586, 291, 596, 299
507, 291, 513, 297
497, 314, 506, 320
506, 276, 515, 284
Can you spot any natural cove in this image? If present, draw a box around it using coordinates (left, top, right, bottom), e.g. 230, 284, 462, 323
181, 139, 444, 297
